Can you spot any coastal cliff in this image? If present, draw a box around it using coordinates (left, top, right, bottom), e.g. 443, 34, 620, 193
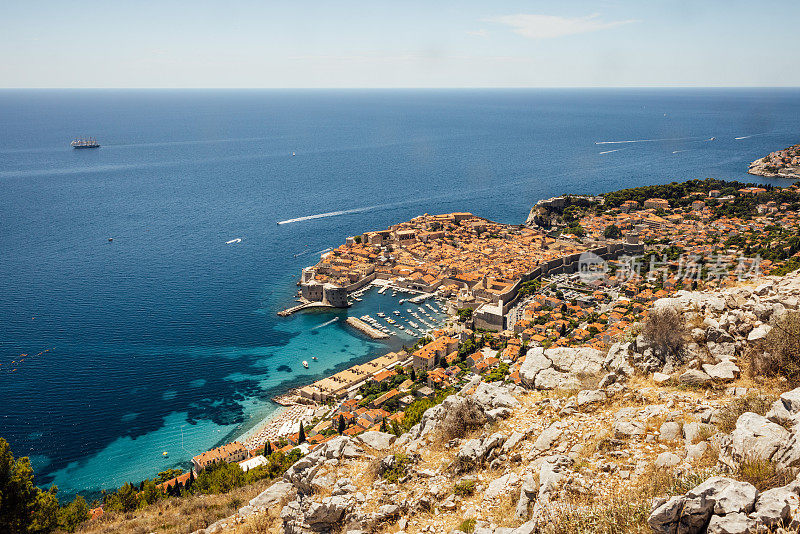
748, 144, 800, 179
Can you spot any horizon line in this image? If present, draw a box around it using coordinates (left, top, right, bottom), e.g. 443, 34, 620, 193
1, 85, 800, 90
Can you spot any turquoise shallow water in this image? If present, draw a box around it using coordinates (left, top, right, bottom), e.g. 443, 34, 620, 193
0, 88, 798, 498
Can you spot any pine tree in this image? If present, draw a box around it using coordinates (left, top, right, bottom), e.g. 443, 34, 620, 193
298, 423, 306, 444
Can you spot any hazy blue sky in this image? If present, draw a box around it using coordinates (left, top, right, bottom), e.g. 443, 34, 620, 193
2, 0, 798, 88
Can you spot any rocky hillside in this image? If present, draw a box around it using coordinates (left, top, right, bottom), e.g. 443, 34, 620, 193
749, 144, 800, 179
198, 272, 800, 534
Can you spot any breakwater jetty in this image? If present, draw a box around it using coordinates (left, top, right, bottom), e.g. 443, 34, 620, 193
277, 301, 335, 317
345, 317, 389, 339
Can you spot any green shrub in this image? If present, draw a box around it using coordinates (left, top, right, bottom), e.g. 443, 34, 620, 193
458, 518, 477, 533
453, 479, 476, 496
382, 454, 410, 483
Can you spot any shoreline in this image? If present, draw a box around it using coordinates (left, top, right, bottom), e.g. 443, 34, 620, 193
238, 397, 321, 451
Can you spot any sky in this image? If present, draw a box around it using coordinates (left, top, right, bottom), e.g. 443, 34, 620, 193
1, 0, 799, 88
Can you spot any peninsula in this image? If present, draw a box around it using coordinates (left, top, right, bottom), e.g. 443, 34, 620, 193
749, 143, 800, 179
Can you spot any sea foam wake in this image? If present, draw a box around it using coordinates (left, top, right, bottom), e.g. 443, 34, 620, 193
277, 205, 380, 225
734, 133, 770, 140
594, 135, 710, 145
312, 317, 339, 330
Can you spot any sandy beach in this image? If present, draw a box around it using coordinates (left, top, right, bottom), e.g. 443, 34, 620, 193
241, 403, 320, 450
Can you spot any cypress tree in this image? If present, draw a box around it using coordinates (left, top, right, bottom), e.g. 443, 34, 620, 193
265, 441, 273, 456
338, 414, 345, 434
298, 423, 306, 444
380, 418, 388, 432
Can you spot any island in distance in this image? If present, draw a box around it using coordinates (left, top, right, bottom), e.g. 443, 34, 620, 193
749, 143, 800, 179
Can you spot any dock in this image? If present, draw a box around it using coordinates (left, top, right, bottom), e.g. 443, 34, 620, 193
345, 317, 389, 339
278, 302, 335, 316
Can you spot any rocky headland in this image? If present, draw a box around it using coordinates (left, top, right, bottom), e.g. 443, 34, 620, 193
749, 144, 800, 179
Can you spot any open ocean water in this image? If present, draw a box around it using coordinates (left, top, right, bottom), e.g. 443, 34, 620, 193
1, 88, 799, 498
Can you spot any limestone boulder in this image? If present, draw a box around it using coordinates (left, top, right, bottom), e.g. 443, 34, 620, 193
679, 369, 713, 386
659, 422, 682, 442
727, 412, 790, 464
706, 512, 758, 534
702, 361, 741, 382
751, 487, 799, 527
655, 452, 682, 469
357, 431, 396, 451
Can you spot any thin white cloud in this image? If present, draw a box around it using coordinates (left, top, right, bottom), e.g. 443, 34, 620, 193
467, 29, 489, 38
489, 13, 638, 40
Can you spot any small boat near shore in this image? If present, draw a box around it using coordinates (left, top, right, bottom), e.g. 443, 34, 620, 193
302, 360, 309, 368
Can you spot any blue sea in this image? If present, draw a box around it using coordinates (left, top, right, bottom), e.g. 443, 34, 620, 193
1, 88, 798, 498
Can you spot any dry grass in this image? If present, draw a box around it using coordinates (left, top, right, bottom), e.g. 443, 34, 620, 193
494, 490, 523, 529
692, 424, 715, 445
538, 494, 652, 534
750, 312, 800, 385
74, 479, 272, 534
232, 503, 283, 534
580, 425, 615, 458
735, 457, 794, 492
538, 464, 723, 534
362, 452, 390, 486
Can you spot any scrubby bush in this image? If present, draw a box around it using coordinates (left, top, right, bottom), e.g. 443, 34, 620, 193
382, 454, 410, 483
717, 393, 773, 434
750, 311, 800, 384
642, 306, 688, 360
437, 397, 487, 442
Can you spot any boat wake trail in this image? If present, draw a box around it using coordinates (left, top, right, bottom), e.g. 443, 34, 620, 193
277, 205, 381, 225
599, 149, 623, 155
734, 133, 768, 140
312, 317, 339, 330
595, 136, 709, 145
226, 238, 242, 245
672, 150, 688, 154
